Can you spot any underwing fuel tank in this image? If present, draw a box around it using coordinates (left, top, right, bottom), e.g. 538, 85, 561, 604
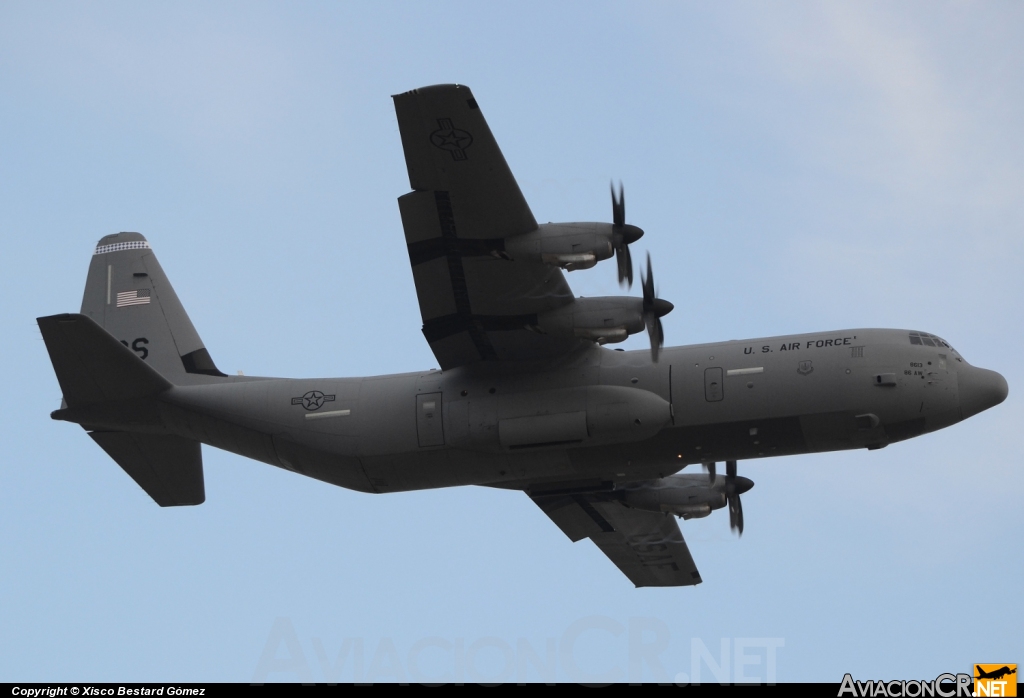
445, 385, 671, 452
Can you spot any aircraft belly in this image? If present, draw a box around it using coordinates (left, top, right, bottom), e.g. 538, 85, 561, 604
355, 447, 582, 494
273, 436, 375, 493
566, 416, 809, 474
159, 401, 283, 469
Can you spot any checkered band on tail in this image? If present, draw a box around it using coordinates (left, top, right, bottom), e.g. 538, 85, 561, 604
94, 240, 151, 255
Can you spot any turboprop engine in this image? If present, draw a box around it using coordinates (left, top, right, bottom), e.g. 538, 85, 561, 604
533, 255, 673, 359
618, 469, 754, 535
535, 296, 646, 344
503, 184, 643, 285
504, 223, 635, 271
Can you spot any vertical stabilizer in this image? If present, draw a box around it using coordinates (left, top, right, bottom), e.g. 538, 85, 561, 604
81, 232, 225, 385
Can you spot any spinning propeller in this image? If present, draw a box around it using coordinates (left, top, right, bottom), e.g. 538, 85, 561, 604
610, 183, 643, 288
701, 460, 749, 536
641, 253, 673, 362
725, 460, 744, 536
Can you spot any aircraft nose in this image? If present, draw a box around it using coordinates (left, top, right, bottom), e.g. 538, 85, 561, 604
958, 365, 1008, 420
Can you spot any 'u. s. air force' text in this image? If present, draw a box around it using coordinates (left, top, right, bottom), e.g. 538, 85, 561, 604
744, 336, 858, 355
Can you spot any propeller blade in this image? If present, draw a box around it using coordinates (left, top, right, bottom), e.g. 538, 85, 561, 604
647, 317, 661, 362
610, 182, 640, 287
729, 493, 744, 536
611, 181, 625, 227
642, 253, 655, 306
703, 462, 716, 485
616, 245, 634, 287
641, 253, 665, 361
725, 460, 743, 536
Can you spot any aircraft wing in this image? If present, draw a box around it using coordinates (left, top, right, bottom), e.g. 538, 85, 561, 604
393, 84, 581, 370
529, 491, 703, 588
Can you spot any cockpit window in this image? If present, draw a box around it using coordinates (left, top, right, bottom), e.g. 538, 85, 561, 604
909, 332, 959, 357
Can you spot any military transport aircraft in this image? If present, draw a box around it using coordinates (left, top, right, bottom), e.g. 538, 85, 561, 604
38, 84, 1008, 587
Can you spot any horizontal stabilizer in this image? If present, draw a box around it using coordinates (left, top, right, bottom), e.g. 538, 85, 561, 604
89, 432, 204, 506
37, 313, 171, 406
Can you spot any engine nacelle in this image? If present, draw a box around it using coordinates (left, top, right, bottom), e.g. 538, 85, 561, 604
504, 223, 621, 271
535, 296, 645, 345
619, 474, 736, 519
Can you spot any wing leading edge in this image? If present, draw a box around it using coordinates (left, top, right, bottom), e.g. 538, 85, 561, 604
393, 84, 582, 369
529, 490, 703, 588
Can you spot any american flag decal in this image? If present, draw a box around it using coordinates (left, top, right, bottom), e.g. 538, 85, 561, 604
116, 289, 152, 307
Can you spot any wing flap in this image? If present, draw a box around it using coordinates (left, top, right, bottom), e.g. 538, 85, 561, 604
531, 493, 612, 542
530, 492, 703, 588
410, 257, 459, 319
396, 188, 578, 370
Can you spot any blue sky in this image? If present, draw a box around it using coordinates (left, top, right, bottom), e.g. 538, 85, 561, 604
1, 1, 1020, 683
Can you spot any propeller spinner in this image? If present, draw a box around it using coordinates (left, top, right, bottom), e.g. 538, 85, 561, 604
610, 182, 643, 288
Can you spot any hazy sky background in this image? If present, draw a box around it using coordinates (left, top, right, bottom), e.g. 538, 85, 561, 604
1, 1, 1021, 683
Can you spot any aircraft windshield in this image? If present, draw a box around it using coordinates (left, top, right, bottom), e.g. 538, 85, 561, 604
909, 331, 961, 359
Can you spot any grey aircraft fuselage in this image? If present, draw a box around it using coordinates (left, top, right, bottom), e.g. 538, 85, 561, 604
78, 326, 1004, 495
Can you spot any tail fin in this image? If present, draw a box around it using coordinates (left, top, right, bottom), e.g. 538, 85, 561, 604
81, 232, 225, 384
37, 231, 215, 507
